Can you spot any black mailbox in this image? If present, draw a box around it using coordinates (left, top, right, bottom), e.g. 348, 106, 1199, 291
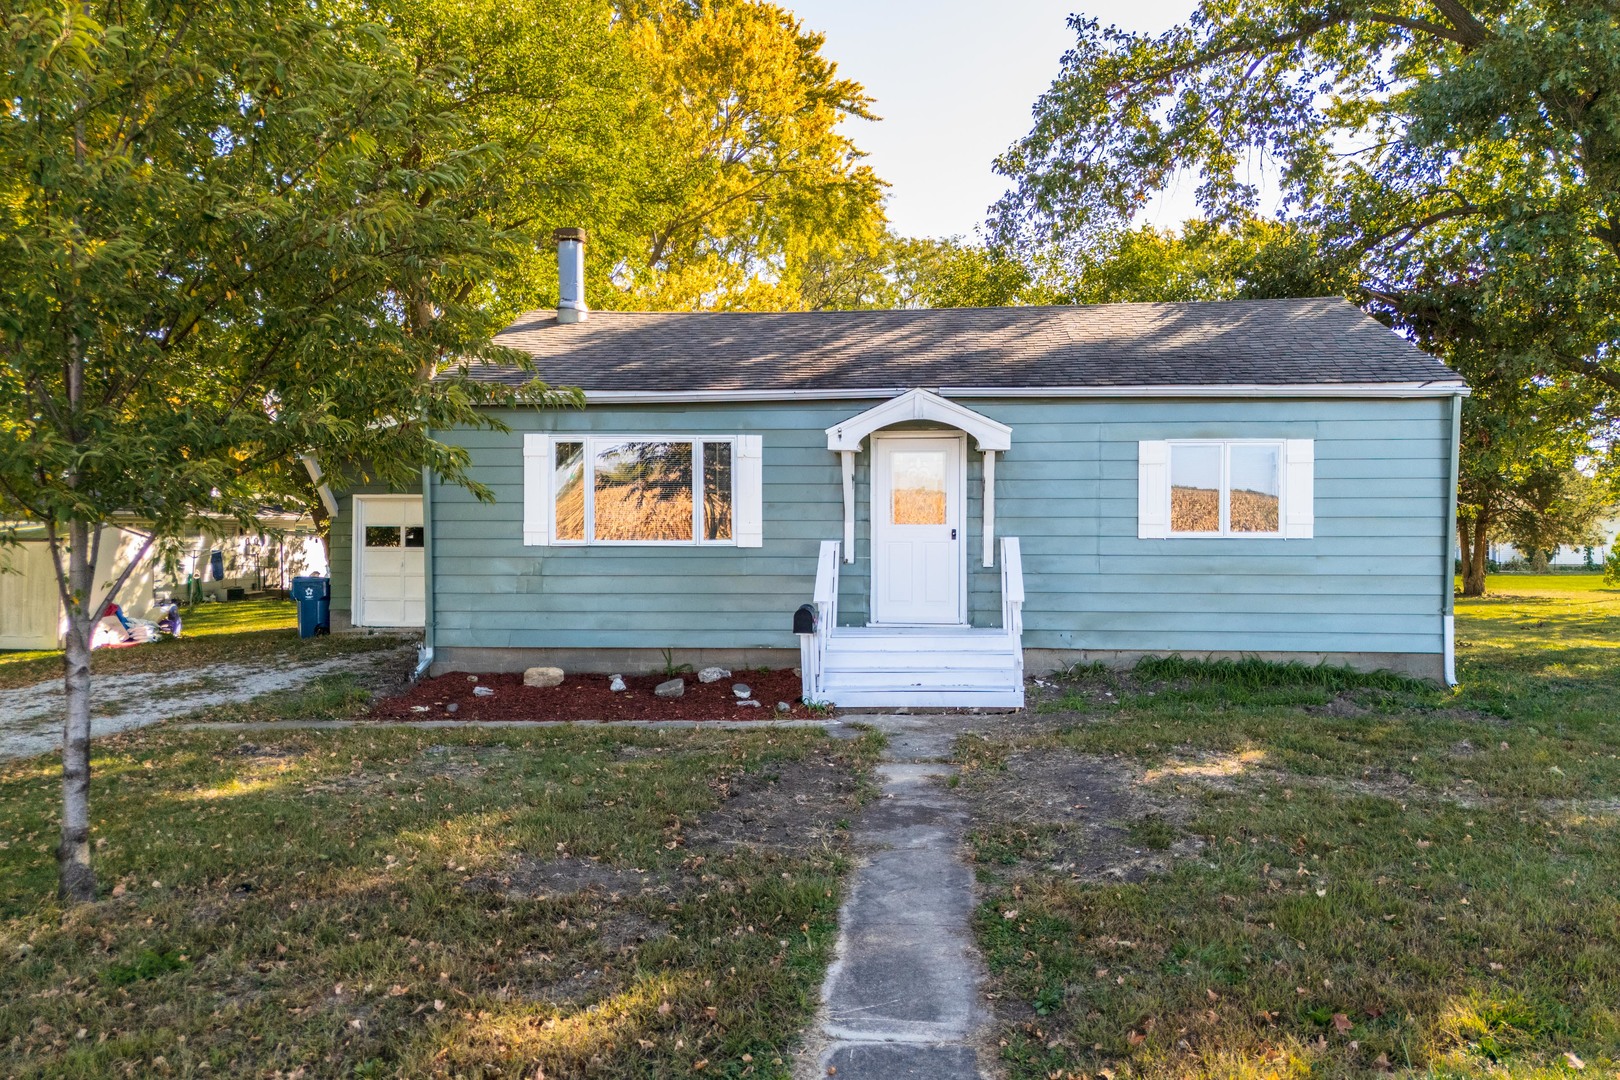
793, 603, 817, 635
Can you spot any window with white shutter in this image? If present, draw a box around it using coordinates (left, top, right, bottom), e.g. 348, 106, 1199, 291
1138, 438, 1313, 539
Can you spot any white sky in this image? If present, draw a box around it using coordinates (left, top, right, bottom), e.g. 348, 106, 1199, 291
783, 0, 1204, 239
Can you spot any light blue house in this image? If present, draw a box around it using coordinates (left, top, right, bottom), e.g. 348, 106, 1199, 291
328, 233, 1467, 708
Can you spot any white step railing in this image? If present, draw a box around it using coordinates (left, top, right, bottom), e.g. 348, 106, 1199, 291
1000, 536, 1025, 689
799, 536, 1025, 706
799, 540, 840, 703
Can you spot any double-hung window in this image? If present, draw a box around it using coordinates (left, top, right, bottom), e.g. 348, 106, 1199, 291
523, 434, 763, 547
1138, 438, 1314, 539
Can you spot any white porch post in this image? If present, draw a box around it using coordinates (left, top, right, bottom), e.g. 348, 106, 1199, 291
840, 450, 856, 563
982, 450, 996, 568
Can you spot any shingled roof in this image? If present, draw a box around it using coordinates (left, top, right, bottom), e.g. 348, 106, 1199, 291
470, 297, 1462, 393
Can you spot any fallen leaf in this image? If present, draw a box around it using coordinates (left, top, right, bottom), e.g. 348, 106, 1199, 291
433, 1000, 445, 1012
1002, 909, 1019, 920
1566, 1052, 1586, 1071
1332, 1013, 1352, 1034
657, 1001, 672, 1016
1373, 1052, 1392, 1071
692, 1060, 708, 1071
1206, 988, 1220, 1002
1126, 1030, 1146, 1046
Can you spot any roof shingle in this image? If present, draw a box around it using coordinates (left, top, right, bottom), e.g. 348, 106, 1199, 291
470, 297, 1462, 392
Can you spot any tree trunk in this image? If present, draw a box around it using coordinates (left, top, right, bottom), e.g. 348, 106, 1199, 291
57, 520, 97, 903
1459, 517, 1490, 597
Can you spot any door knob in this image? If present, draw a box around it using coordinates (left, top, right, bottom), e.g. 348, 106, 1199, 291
951, 528, 957, 539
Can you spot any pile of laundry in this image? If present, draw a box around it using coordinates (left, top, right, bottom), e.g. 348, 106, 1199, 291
92, 600, 183, 650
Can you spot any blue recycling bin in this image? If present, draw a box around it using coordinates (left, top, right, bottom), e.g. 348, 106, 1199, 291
291, 576, 330, 638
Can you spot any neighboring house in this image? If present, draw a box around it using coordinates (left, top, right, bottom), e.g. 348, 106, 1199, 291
0, 514, 325, 651
1483, 518, 1620, 568
326, 233, 1468, 708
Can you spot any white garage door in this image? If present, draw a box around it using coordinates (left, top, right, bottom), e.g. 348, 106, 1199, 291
353, 496, 425, 628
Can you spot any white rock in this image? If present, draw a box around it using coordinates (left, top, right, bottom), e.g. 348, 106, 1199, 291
523, 666, 565, 688
697, 666, 731, 683
609, 674, 627, 692
473, 686, 495, 698
737, 699, 762, 708
732, 683, 752, 699
776, 701, 791, 713
654, 678, 685, 699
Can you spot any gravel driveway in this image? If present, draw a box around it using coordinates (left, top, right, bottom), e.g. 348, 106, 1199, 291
0, 645, 416, 762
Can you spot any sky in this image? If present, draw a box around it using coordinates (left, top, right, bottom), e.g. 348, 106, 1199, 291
782, 0, 1200, 240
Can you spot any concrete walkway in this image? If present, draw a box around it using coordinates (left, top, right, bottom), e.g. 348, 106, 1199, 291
805, 715, 993, 1079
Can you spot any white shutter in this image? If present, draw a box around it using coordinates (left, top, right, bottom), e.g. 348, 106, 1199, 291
1284, 438, 1315, 539
735, 435, 763, 547
523, 434, 551, 546
1137, 440, 1170, 539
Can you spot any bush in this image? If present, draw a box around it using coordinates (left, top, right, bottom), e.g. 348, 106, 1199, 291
1603, 547, 1620, 586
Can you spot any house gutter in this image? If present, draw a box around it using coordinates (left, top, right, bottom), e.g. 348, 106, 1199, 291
298, 453, 340, 518
414, 455, 435, 683
559, 382, 1471, 405
1443, 391, 1464, 686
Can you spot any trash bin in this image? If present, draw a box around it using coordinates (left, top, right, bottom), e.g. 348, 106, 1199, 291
290, 576, 330, 638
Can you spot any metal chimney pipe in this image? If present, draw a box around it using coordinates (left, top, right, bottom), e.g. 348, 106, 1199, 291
555, 227, 588, 324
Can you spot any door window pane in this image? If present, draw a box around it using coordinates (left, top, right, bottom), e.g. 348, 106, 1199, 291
593, 441, 694, 541
553, 441, 585, 541
403, 527, 425, 548
702, 442, 733, 541
890, 450, 947, 525
1228, 444, 1281, 533
364, 526, 401, 548
1170, 444, 1221, 533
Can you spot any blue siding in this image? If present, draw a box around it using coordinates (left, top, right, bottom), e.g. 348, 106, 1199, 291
428, 397, 1452, 658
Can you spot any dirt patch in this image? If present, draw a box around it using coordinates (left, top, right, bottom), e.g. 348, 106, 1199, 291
466, 856, 681, 902
1306, 693, 1371, 718
959, 749, 1205, 881
370, 669, 820, 723
687, 756, 863, 856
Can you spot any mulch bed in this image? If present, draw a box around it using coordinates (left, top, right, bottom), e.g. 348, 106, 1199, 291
369, 668, 821, 722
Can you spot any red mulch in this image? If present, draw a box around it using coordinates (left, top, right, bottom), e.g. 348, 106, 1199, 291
369, 668, 819, 723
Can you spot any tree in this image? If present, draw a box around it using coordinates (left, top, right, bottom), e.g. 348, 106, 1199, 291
0, 1, 562, 901
607, 0, 888, 310
992, 0, 1620, 595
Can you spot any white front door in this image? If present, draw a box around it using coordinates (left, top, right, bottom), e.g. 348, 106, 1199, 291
354, 496, 425, 628
871, 435, 965, 625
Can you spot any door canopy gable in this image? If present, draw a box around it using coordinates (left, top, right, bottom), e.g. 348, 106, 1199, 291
825, 388, 1011, 452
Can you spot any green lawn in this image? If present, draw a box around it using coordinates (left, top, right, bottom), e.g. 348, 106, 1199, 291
961, 573, 1620, 1078
0, 598, 404, 691
0, 724, 881, 1078
3, 575, 1615, 1078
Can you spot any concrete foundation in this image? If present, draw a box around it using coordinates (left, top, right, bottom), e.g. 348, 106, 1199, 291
430, 645, 799, 677
431, 644, 1444, 684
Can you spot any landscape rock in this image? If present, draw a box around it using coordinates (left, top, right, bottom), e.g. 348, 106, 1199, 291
776, 701, 791, 713
609, 674, 627, 692
697, 666, 731, 683
523, 666, 565, 689
445, 702, 459, 714
732, 683, 752, 699
654, 678, 685, 699
473, 685, 495, 698
737, 699, 762, 708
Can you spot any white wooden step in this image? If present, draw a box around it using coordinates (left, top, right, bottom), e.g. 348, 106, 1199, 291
819, 686, 1026, 709
822, 652, 1016, 674
821, 669, 1021, 692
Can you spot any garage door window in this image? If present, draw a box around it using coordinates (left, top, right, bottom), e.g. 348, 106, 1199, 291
365, 526, 401, 548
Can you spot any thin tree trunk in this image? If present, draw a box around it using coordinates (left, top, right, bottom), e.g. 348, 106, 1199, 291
1462, 517, 1489, 597
57, 520, 97, 902
1457, 520, 1474, 592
